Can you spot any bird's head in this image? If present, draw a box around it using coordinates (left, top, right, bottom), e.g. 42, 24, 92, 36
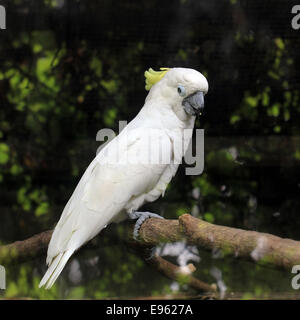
144, 67, 208, 119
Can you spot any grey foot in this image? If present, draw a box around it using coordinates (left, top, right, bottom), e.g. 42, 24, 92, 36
128, 211, 164, 240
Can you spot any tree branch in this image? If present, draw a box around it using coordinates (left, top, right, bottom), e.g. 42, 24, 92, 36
1, 213, 299, 274
127, 241, 217, 294
138, 214, 300, 271
145, 254, 217, 294
0, 230, 53, 265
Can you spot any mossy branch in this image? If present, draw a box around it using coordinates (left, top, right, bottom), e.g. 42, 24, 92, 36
1, 213, 299, 274
138, 214, 300, 271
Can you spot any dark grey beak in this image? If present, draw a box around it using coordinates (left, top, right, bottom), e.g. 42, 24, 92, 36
182, 91, 204, 116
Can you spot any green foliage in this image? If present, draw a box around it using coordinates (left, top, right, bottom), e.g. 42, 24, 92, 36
2, 265, 59, 299
203, 212, 214, 223
0, 143, 9, 164
0, 0, 299, 299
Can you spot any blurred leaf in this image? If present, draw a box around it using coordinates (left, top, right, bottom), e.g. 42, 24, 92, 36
274, 38, 284, 50
0, 143, 10, 164
204, 212, 215, 223
35, 202, 49, 216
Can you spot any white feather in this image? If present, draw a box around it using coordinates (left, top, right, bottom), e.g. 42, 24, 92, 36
40, 67, 208, 288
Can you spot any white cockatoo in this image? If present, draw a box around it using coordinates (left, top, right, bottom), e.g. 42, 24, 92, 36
39, 67, 208, 289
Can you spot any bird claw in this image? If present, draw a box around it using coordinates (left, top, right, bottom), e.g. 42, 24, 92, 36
128, 211, 164, 240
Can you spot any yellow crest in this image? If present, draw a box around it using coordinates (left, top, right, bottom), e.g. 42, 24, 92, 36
144, 67, 170, 91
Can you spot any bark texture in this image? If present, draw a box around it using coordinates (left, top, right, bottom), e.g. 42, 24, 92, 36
1, 214, 299, 273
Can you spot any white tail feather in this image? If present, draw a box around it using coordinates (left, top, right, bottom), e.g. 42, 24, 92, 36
39, 250, 74, 289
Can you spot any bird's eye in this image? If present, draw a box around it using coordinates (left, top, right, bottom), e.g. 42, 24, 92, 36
177, 85, 186, 97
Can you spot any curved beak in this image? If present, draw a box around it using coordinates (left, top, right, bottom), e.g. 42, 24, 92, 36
182, 91, 204, 116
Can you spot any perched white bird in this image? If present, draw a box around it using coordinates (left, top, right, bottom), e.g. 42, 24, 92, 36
39, 67, 208, 289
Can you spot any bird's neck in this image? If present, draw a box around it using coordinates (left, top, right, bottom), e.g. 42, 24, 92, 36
139, 100, 196, 131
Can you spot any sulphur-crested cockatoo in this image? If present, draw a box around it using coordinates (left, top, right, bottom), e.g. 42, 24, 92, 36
39, 67, 208, 289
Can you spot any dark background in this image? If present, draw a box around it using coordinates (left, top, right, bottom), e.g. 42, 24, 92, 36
0, 0, 299, 299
